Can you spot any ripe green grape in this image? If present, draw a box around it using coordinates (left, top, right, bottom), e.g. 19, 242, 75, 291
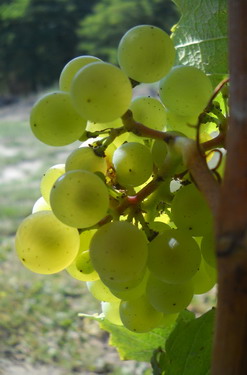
171, 183, 213, 236
101, 301, 123, 325
65, 146, 107, 175
71, 62, 132, 123
89, 221, 148, 284
129, 96, 167, 131
40, 164, 65, 204
109, 270, 149, 301
15, 211, 80, 274
159, 65, 213, 118
118, 25, 175, 83
86, 279, 119, 302
201, 232, 216, 268
50, 170, 109, 228
112, 142, 153, 187
59, 55, 101, 91
146, 274, 194, 314
100, 269, 146, 292
120, 295, 163, 333
30, 91, 87, 146
148, 229, 201, 284
191, 257, 216, 295
66, 228, 98, 281
32, 197, 51, 213
151, 139, 168, 169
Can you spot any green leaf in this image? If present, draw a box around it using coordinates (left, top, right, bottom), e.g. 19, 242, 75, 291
163, 308, 215, 375
79, 310, 195, 362
172, 0, 228, 87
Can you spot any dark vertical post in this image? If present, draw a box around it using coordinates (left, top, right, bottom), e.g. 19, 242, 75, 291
212, 0, 247, 373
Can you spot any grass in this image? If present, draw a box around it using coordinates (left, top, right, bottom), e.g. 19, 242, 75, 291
0, 100, 150, 375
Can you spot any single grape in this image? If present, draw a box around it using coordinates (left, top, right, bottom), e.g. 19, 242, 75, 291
86, 279, 119, 303
148, 229, 201, 284
101, 300, 123, 325
151, 139, 168, 169
112, 142, 153, 187
120, 295, 163, 333
191, 257, 216, 294
30, 91, 87, 146
65, 146, 107, 175
201, 232, 216, 268
171, 183, 213, 236
146, 273, 194, 314
59, 55, 101, 91
40, 164, 65, 204
71, 62, 132, 123
15, 211, 80, 274
89, 221, 148, 283
159, 65, 213, 118
32, 196, 51, 213
50, 170, 109, 228
66, 229, 99, 281
109, 270, 149, 301
118, 25, 175, 83
130, 96, 167, 131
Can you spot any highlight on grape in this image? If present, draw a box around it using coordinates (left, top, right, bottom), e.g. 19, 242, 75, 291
16, 24, 227, 334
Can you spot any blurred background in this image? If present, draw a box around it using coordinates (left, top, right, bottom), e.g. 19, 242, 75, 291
0, 1, 182, 374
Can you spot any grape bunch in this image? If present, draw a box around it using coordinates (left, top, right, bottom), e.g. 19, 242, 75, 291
15, 25, 227, 333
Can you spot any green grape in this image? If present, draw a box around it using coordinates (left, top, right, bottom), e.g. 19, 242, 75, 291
40, 164, 65, 204
109, 270, 149, 301
159, 66, 213, 118
32, 196, 51, 213
148, 229, 201, 284
30, 91, 87, 146
15, 211, 80, 274
166, 110, 199, 138
151, 139, 168, 169
191, 257, 216, 295
146, 273, 194, 314
86, 279, 119, 302
50, 170, 109, 228
120, 295, 163, 333
86, 117, 123, 132
89, 221, 148, 283
171, 183, 213, 236
65, 146, 107, 175
71, 62, 132, 123
201, 232, 216, 268
130, 96, 167, 131
76, 250, 95, 274
100, 269, 146, 292
101, 300, 123, 325
112, 142, 153, 187
59, 55, 101, 91
66, 228, 98, 281
117, 25, 175, 83
159, 313, 178, 328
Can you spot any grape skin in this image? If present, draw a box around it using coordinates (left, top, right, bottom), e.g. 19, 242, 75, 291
71, 62, 132, 123
15, 211, 80, 274
50, 170, 109, 228
30, 91, 87, 146
118, 25, 175, 83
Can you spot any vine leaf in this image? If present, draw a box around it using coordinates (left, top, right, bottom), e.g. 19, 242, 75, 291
163, 308, 215, 375
79, 310, 194, 362
172, 0, 228, 87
